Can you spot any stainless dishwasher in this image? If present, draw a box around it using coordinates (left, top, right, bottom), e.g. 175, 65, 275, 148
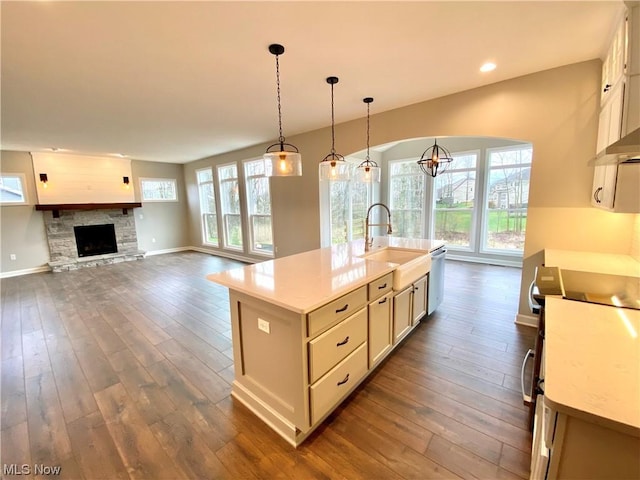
428, 246, 446, 315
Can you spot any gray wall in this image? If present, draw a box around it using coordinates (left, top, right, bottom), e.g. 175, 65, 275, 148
0, 151, 50, 273
0, 153, 190, 275
131, 160, 190, 253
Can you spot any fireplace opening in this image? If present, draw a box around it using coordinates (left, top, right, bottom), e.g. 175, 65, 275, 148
74, 224, 117, 257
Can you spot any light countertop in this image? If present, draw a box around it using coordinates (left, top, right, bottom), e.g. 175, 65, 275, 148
206, 237, 445, 314
544, 249, 640, 277
544, 296, 640, 436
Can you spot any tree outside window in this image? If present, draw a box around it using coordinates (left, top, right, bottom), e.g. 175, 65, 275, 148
484, 147, 531, 251
244, 159, 273, 255
388, 160, 425, 238
433, 153, 478, 249
196, 168, 218, 246
217, 164, 243, 250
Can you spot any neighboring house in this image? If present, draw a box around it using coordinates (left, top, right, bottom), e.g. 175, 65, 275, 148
436, 176, 475, 206
488, 167, 530, 209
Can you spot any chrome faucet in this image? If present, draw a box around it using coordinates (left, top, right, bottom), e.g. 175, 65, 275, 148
365, 203, 392, 251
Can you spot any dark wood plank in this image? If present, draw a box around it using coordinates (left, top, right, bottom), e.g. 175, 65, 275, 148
94, 382, 185, 479
25, 372, 73, 465
150, 411, 233, 479
67, 411, 129, 480
1, 355, 28, 430
49, 350, 98, 422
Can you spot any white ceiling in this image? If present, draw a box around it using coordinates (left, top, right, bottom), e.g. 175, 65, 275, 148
1, 1, 625, 164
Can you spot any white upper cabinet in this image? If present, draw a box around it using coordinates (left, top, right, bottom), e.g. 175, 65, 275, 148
601, 14, 627, 106
596, 80, 625, 155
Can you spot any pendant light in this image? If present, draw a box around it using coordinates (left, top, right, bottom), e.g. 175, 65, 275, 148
319, 76, 351, 181
263, 44, 302, 177
355, 97, 381, 183
417, 139, 454, 177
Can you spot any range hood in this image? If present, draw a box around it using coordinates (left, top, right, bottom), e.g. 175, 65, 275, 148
592, 127, 640, 165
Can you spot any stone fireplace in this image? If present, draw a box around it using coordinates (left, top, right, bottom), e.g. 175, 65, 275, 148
42, 207, 144, 272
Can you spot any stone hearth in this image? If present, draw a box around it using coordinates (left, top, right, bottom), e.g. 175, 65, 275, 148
42, 208, 144, 272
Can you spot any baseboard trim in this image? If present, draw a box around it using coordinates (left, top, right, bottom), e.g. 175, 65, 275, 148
0, 265, 51, 279
144, 246, 192, 256
515, 313, 538, 328
445, 253, 522, 268
188, 246, 259, 264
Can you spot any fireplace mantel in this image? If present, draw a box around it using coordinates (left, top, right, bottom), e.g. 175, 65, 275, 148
35, 202, 142, 218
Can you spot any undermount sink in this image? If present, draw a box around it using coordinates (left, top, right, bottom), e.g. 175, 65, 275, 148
360, 247, 431, 290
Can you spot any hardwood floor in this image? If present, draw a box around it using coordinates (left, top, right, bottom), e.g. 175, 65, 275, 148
1, 252, 536, 479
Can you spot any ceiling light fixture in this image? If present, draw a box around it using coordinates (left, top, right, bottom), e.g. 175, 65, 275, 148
417, 139, 454, 177
480, 62, 496, 72
263, 44, 302, 177
319, 76, 350, 181
355, 97, 381, 183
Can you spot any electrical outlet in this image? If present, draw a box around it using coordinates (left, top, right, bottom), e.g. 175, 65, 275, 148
10, 254, 16, 261
258, 318, 270, 334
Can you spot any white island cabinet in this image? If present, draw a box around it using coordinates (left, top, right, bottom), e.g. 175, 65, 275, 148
207, 237, 444, 446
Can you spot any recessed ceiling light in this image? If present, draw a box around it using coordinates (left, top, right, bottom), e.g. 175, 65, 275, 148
480, 62, 496, 73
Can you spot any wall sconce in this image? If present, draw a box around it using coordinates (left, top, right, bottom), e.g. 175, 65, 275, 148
39, 173, 48, 188
123, 176, 130, 189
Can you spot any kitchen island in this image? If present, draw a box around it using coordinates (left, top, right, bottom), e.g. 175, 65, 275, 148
207, 237, 444, 446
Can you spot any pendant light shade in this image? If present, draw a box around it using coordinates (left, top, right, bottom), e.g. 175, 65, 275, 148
263, 44, 302, 177
417, 139, 454, 177
355, 97, 381, 183
319, 77, 351, 181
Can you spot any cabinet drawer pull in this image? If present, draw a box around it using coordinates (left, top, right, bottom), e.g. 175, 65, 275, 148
337, 373, 350, 386
603, 83, 612, 93
336, 336, 350, 347
378, 297, 387, 305
378, 283, 387, 289
335, 304, 349, 313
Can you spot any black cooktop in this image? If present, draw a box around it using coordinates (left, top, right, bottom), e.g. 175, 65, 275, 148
561, 269, 640, 311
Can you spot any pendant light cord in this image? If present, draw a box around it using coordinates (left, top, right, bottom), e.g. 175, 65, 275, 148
275, 54, 285, 145
330, 81, 336, 156
366, 101, 370, 161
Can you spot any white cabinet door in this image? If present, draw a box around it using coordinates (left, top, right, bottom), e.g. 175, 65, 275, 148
393, 286, 412, 343
591, 164, 618, 209
601, 16, 627, 105
411, 276, 428, 325
368, 294, 392, 367
597, 80, 625, 154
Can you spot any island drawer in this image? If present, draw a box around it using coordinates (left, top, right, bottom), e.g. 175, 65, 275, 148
309, 342, 368, 425
307, 285, 367, 337
308, 308, 367, 383
368, 272, 393, 301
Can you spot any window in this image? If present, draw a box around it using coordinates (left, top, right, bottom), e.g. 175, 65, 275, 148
196, 168, 218, 246
483, 146, 531, 252
244, 159, 273, 255
217, 163, 243, 250
140, 178, 178, 201
433, 152, 478, 249
388, 160, 425, 238
0, 174, 28, 205
329, 180, 372, 244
